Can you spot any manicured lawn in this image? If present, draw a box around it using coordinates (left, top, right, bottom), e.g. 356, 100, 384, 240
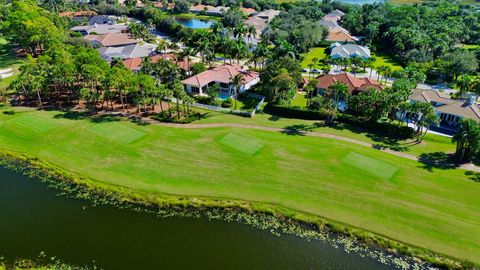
301, 47, 327, 68
371, 51, 403, 71
0, 36, 23, 92
291, 93, 307, 108
0, 108, 479, 264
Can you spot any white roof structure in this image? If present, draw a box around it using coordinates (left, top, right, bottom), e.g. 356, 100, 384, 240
97, 43, 155, 61
330, 44, 371, 59
71, 24, 128, 35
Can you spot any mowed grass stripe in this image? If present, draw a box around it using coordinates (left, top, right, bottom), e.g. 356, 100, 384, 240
6, 114, 60, 135
217, 133, 265, 155
87, 122, 146, 145
342, 152, 399, 180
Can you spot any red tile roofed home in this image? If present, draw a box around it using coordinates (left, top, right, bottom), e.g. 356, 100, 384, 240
84, 33, 138, 47
181, 64, 260, 97
326, 30, 357, 42
122, 54, 191, 72
315, 73, 382, 95
59, 10, 97, 17
241, 7, 257, 16
153, 2, 175, 9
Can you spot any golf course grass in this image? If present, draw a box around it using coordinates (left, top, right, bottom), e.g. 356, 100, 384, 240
0, 107, 479, 266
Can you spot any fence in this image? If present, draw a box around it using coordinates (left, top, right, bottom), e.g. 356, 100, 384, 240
170, 93, 265, 118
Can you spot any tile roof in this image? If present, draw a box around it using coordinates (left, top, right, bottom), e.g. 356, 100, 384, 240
71, 24, 128, 35
59, 10, 97, 17
241, 7, 257, 15
410, 89, 480, 122
181, 64, 259, 87
84, 33, 138, 47
122, 54, 190, 71
315, 73, 383, 95
98, 44, 155, 61
255, 9, 281, 21
326, 30, 357, 42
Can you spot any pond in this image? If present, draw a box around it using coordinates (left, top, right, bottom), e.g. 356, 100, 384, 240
175, 17, 214, 29
0, 166, 399, 270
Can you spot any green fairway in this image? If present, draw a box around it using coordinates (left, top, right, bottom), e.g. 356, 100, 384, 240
301, 47, 327, 68
88, 122, 146, 145
218, 133, 265, 155
0, 36, 23, 92
0, 108, 479, 264
342, 152, 399, 180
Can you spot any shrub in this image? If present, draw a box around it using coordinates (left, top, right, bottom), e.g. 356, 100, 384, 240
151, 111, 203, 124
265, 104, 326, 120
221, 98, 233, 108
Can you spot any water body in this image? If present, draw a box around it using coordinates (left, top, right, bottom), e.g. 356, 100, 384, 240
175, 17, 214, 29
0, 167, 397, 270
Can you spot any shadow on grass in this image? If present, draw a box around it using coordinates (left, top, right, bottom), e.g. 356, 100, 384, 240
417, 152, 460, 172
465, 171, 480, 183
280, 124, 315, 136
54, 110, 123, 124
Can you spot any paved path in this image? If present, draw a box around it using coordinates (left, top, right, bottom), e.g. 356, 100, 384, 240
138, 118, 480, 173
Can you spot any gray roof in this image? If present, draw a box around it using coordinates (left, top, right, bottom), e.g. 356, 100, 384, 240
327, 9, 345, 18
331, 44, 371, 59
88, 15, 114, 25
98, 44, 155, 61
319, 19, 339, 29
71, 24, 128, 35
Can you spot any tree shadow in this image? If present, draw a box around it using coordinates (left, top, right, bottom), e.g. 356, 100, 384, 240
417, 152, 460, 172
465, 171, 480, 183
281, 124, 316, 136
268, 115, 281, 121
54, 111, 122, 123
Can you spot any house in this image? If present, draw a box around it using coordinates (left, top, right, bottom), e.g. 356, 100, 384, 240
153, 2, 175, 10
122, 54, 191, 72
59, 10, 97, 17
97, 43, 156, 61
398, 89, 480, 130
190, 5, 229, 16
181, 64, 260, 98
323, 9, 345, 22
320, 9, 358, 42
330, 43, 370, 59
244, 16, 267, 37
86, 15, 115, 25
241, 7, 257, 16
314, 73, 382, 111
255, 9, 281, 21
315, 73, 382, 95
84, 33, 138, 48
71, 24, 128, 36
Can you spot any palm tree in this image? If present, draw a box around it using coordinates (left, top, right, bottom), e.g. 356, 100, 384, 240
452, 119, 480, 162
324, 81, 348, 124
231, 74, 245, 110
456, 75, 474, 98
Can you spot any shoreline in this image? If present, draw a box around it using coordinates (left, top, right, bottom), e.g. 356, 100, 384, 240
0, 150, 476, 270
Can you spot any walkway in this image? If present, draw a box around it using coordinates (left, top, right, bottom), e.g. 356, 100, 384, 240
138, 118, 480, 173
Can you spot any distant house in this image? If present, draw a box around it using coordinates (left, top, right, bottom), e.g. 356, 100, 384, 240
71, 24, 128, 36
189, 5, 229, 16
97, 43, 156, 61
59, 10, 97, 17
153, 2, 175, 10
84, 33, 138, 48
320, 9, 359, 42
122, 54, 191, 72
181, 64, 260, 98
330, 43, 371, 59
241, 7, 257, 16
315, 73, 382, 110
255, 9, 281, 21
398, 89, 480, 131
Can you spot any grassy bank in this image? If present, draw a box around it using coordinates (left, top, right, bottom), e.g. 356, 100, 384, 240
0, 108, 479, 267
0, 36, 23, 92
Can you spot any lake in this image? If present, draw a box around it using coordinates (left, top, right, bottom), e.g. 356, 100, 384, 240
0, 166, 398, 270
175, 17, 214, 29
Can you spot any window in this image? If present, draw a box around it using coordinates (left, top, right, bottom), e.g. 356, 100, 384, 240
191, 87, 200, 94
